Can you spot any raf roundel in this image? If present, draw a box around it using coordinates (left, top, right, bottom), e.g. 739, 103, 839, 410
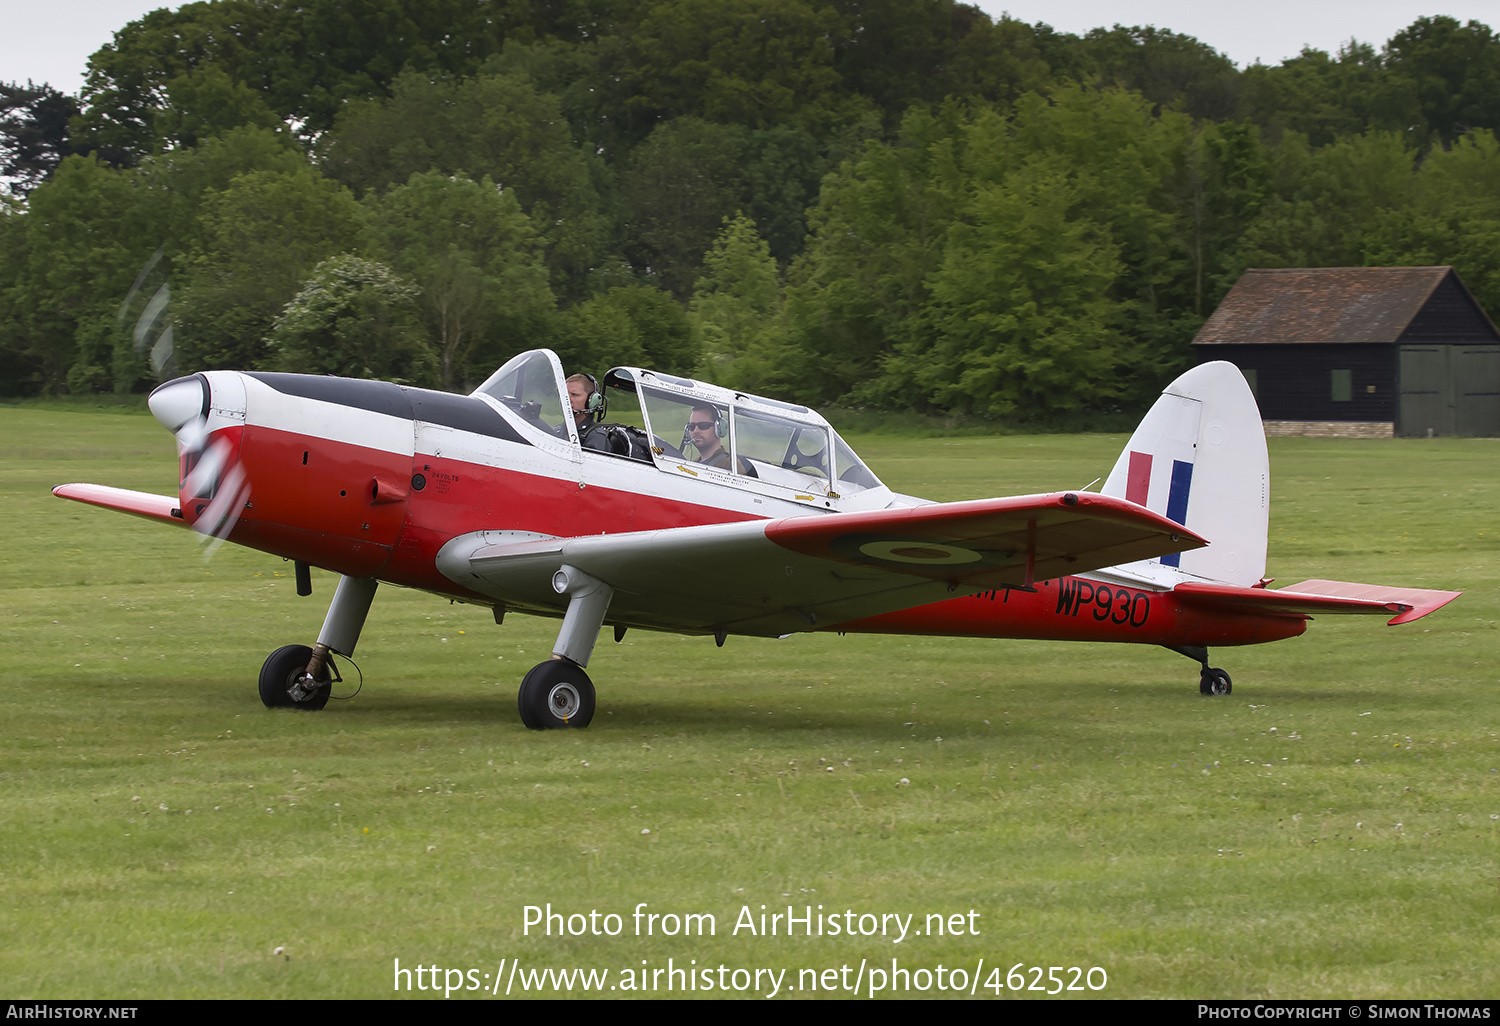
856, 540, 985, 565
826, 531, 1013, 572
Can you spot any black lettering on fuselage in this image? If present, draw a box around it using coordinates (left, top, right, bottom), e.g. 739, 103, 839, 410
1054, 577, 1151, 628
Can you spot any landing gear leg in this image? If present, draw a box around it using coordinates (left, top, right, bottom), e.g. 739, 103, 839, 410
518, 565, 611, 730
259, 575, 378, 709
1163, 644, 1232, 696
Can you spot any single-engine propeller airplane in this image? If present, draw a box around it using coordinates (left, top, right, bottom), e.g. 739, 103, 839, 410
55, 351, 1459, 728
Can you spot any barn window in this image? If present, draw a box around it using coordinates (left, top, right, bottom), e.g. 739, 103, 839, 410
1242, 368, 1258, 396
1331, 369, 1352, 402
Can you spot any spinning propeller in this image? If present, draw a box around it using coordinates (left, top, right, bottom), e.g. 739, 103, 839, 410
147, 374, 250, 558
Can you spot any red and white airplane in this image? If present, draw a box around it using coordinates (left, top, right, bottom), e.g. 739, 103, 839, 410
54, 351, 1459, 728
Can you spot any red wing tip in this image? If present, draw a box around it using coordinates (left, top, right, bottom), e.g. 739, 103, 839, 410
53, 483, 184, 525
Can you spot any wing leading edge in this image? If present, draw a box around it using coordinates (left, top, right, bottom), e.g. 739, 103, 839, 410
439, 491, 1206, 637
53, 484, 185, 528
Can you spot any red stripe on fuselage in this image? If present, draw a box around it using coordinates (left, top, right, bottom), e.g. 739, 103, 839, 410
223, 425, 760, 595
832, 575, 1307, 648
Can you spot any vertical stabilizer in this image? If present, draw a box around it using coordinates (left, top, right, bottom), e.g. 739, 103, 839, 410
1102, 362, 1267, 587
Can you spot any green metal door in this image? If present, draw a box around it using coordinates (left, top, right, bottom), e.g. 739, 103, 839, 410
1453, 346, 1500, 436
1398, 345, 1452, 436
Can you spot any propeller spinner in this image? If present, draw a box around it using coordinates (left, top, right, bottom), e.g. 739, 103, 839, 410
148, 373, 250, 554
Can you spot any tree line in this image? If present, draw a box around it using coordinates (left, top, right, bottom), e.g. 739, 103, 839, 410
2, 1, 1498, 420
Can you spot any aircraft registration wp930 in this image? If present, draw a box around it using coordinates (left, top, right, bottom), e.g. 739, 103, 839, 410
54, 351, 1459, 728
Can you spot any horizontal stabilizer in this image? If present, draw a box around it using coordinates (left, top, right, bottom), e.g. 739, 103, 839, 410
1175, 579, 1460, 625
53, 483, 185, 528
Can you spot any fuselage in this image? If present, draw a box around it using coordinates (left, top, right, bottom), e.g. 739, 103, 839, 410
174, 368, 1308, 650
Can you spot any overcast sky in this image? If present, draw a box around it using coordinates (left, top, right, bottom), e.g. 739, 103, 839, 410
3, 1, 1497, 96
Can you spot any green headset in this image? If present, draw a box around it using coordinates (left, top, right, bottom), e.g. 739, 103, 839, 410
574, 372, 606, 423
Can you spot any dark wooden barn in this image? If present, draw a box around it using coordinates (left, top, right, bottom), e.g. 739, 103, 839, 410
1192, 266, 1500, 437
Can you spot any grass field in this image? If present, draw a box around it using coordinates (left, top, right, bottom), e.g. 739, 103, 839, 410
2, 405, 1497, 999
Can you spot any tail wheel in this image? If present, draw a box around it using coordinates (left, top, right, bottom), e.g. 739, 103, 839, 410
259, 644, 332, 710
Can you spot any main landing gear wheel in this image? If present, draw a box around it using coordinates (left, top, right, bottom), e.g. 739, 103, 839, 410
518, 659, 596, 730
259, 644, 332, 710
1200, 667, 1232, 696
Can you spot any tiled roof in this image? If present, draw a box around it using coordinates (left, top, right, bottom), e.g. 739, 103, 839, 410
1193, 267, 1453, 345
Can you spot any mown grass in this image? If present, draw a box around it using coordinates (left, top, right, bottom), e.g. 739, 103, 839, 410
1, 408, 1496, 999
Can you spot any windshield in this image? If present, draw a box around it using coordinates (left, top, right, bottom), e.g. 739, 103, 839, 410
735, 407, 830, 492
473, 350, 573, 439
833, 431, 881, 495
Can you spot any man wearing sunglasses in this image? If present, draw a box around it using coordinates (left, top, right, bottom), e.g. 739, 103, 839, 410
686, 405, 732, 470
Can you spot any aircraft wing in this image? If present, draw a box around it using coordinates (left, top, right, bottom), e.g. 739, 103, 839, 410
439, 491, 1206, 637
1174, 579, 1461, 626
53, 484, 186, 528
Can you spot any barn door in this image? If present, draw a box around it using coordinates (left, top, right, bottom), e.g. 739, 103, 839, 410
1453, 345, 1500, 437
1398, 345, 1453, 436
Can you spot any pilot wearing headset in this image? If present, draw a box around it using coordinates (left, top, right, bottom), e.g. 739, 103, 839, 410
564, 372, 605, 440
686, 403, 732, 470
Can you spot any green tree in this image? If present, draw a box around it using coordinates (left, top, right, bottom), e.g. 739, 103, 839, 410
364, 171, 554, 389
265, 254, 436, 384
785, 105, 963, 406
619, 118, 748, 298
136, 125, 309, 246
1381, 17, 1500, 148
828, 2, 1049, 121
72, 0, 281, 162
0, 81, 78, 196
1003, 87, 1197, 402
554, 284, 694, 378
690, 214, 786, 388
0, 194, 41, 394
1173, 120, 1273, 317
13, 154, 159, 393
1, 127, 319, 395
735, 125, 829, 263
1235, 131, 1416, 270
1238, 43, 1386, 147
791, 89, 1200, 414
609, 0, 846, 134
320, 70, 610, 297
1037, 24, 1240, 121
605, 284, 696, 373
71, 0, 555, 160
154, 64, 286, 150
175, 167, 364, 371
884, 162, 1124, 419
1361, 129, 1500, 316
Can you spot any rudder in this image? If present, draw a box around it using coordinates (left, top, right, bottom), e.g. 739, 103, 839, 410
1101, 362, 1267, 587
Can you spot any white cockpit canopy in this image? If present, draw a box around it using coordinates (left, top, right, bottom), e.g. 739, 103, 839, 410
598, 367, 882, 499
473, 350, 884, 501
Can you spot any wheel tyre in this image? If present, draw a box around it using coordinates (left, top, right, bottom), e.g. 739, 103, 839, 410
1200, 668, 1232, 696
258, 644, 332, 710
518, 659, 595, 730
